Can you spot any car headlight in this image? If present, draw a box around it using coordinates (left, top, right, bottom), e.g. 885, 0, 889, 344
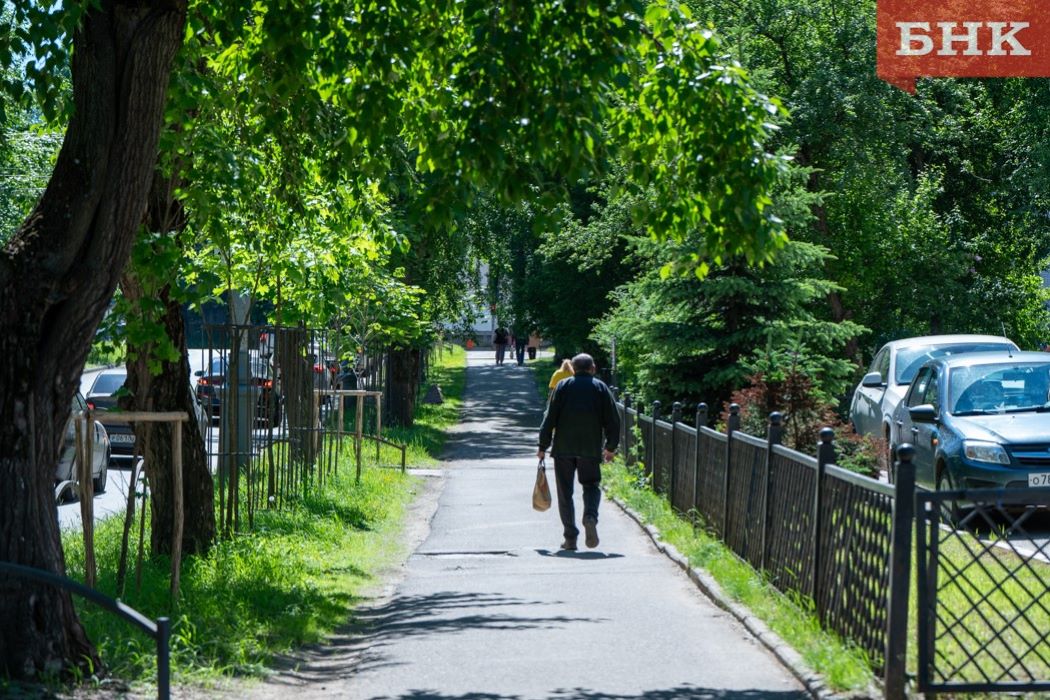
962, 440, 1010, 465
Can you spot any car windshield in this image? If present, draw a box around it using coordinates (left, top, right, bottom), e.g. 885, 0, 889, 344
895, 343, 1014, 384
208, 357, 270, 377
90, 372, 126, 396
949, 362, 1050, 415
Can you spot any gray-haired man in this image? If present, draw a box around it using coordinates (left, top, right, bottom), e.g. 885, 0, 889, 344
537, 353, 619, 550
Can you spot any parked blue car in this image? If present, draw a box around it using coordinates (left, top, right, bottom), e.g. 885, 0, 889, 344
891, 351, 1050, 518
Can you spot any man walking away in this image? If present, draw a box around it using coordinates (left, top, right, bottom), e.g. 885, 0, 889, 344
514, 328, 528, 366
493, 326, 509, 365
537, 353, 619, 550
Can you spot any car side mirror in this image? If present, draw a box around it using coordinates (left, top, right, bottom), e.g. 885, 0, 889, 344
909, 404, 938, 423
861, 371, 885, 388
194, 370, 204, 377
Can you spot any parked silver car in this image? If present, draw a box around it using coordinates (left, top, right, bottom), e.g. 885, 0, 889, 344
56, 392, 112, 500
849, 335, 1018, 447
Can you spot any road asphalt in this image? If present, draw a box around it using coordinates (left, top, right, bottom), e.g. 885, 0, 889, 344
256, 350, 810, 700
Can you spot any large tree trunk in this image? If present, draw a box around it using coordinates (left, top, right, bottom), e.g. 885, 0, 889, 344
0, 1, 185, 679
120, 172, 215, 556
121, 279, 215, 556
388, 347, 421, 428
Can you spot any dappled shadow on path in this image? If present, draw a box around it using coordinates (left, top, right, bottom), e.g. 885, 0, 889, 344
442, 363, 546, 462
263, 589, 604, 685
369, 686, 812, 700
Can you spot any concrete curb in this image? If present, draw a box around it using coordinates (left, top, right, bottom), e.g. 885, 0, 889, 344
608, 494, 880, 700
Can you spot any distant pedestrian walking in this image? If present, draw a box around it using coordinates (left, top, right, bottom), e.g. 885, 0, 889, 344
493, 326, 509, 365
527, 332, 540, 360
514, 332, 528, 366
537, 353, 619, 550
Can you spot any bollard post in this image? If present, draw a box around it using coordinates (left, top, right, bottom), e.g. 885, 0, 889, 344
760, 411, 784, 571
723, 403, 740, 537
157, 616, 171, 700
813, 427, 836, 606
649, 401, 661, 491
885, 444, 916, 700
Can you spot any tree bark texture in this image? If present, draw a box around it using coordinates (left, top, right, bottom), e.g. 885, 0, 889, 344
387, 347, 421, 428
119, 170, 215, 556
121, 277, 215, 557
0, 1, 185, 679
277, 328, 319, 468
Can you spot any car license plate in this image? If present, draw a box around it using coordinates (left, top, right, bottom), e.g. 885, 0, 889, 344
110, 433, 136, 444
1028, 472, 1050, 488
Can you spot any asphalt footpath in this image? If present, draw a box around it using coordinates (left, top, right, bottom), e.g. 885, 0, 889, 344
271, 350, 810, 700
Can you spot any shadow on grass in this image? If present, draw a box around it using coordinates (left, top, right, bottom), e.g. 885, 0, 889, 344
253, 503, 374, 535
302, 499, 375, 530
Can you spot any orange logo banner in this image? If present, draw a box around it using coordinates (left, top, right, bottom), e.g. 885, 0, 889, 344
877, 0, 1050, 92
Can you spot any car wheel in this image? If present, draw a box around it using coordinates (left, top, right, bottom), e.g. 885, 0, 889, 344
936, 467, 962, 527
93, 451, 109, 494
57, 481, 77, 504
270, 401, 282, 429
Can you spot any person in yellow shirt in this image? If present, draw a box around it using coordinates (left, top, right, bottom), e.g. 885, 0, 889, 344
547, 359, 575, 396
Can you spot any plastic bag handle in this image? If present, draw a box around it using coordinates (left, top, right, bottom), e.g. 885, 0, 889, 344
538, 457, 546, 470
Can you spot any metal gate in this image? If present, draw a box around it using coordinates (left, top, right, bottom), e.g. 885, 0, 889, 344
916, 487, 1050, 694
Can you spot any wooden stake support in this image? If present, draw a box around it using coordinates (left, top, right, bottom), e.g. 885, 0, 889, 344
82, 410, 189, 600
314, 390, 382, 483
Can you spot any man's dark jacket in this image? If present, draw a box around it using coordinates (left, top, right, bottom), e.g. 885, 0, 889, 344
538, 374, 620, 458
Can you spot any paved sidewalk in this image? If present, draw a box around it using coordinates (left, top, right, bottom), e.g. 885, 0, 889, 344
269, 351, 809, 700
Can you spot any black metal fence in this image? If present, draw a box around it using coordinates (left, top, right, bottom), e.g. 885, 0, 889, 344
618, 395, 1050, 697
916, 488, 1050, 695
619, 398, 895, 673
192, 323, 403, 533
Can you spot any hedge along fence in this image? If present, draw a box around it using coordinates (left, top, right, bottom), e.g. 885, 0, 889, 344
618, 396, 896, 674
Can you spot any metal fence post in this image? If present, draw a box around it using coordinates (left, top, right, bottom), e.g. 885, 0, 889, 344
693, 402, 707, 514
649, 401, 661, 491
813, 427, 835, 607
723, 403, 740, 536
622, 393, 630, 464
157, 616, 171, 700
761, 411, 784, 571
670, 401, 682, 509
885, 444, 916, 700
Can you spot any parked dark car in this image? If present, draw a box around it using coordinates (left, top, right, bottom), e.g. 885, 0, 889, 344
84, 369, 137, 465
195, 355, 282, 428
891, 351, 1050, 520
86, 368, 209, 464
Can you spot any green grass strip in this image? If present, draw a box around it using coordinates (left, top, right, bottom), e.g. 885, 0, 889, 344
65, 462, 417, 684
61, 344, 468, 688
